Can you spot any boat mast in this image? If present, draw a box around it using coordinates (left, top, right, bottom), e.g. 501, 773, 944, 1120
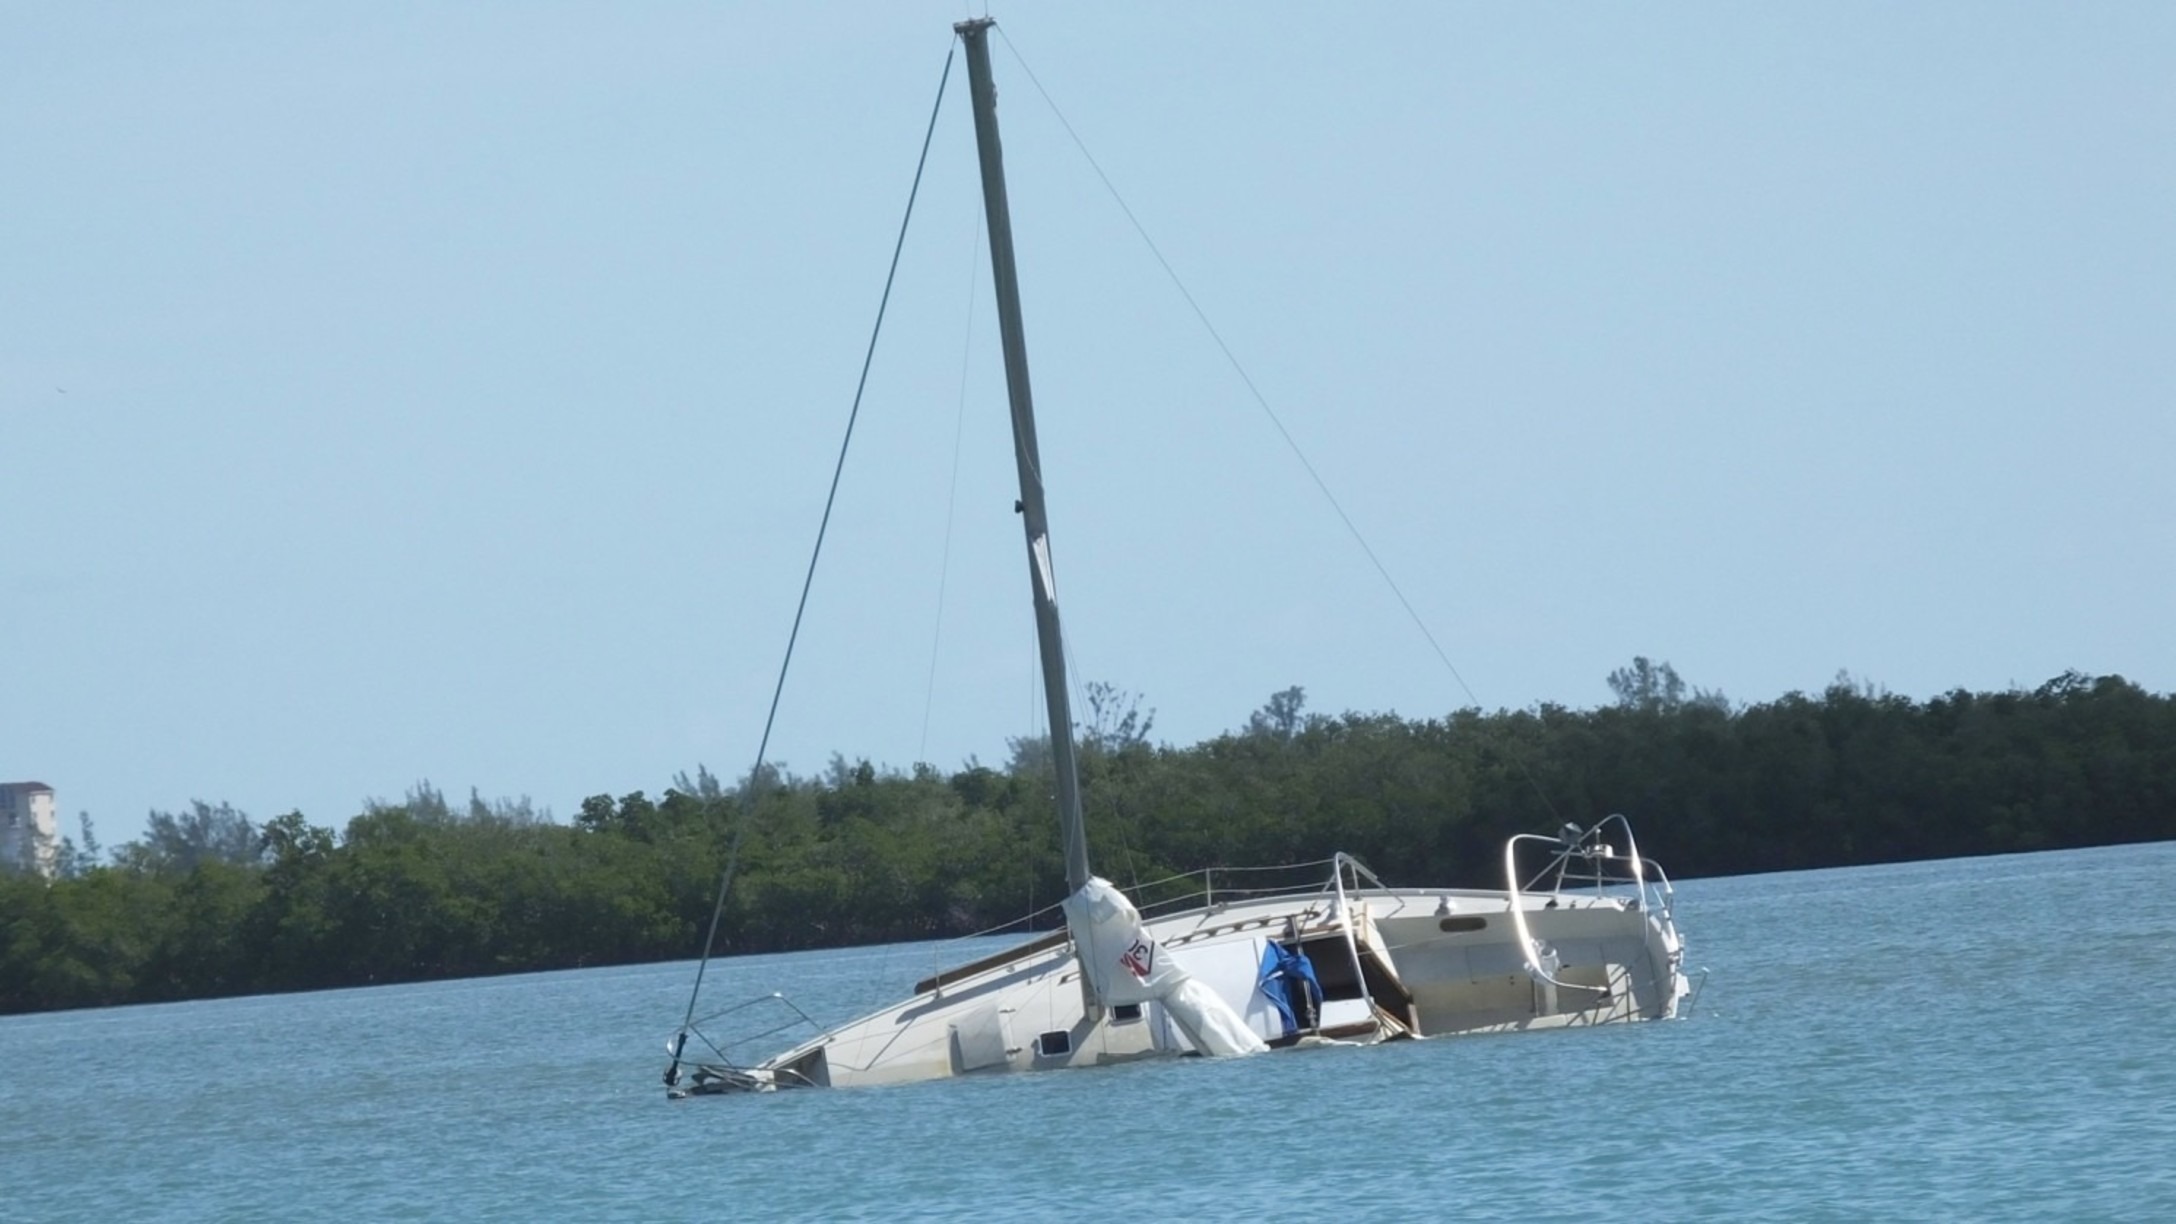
956, 17, 1092, 895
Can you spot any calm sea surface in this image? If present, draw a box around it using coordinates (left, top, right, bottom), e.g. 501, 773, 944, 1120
4, 842, 2173, 1220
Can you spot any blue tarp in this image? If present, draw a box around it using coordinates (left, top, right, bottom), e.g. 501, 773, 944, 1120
1256, 941, 1323, 1037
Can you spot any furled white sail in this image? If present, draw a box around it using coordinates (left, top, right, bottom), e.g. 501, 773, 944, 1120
1062, 877, 1268, 1057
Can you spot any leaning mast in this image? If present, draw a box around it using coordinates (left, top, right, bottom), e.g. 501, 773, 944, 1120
955, 18, 1093, 896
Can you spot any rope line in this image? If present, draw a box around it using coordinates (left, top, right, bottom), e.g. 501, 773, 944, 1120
669, 41, 958, 1086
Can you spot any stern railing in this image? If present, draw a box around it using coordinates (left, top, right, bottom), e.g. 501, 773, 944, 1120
1503, 814, 1679, 993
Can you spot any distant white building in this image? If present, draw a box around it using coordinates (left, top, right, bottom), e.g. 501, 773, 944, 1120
1, 782, 59, 878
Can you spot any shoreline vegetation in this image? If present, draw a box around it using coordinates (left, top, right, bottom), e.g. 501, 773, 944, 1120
4, 663, 2170, 1016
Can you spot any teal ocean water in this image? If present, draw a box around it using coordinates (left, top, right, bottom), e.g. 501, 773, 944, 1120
5, 842, 2172, 1220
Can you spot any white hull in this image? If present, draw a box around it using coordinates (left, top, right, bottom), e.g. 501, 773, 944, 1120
677, 834, 1688, 1094
663, 25, 1694, 1099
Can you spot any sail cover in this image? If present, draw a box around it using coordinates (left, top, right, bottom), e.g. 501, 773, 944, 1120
1062, 878, 1267, 1057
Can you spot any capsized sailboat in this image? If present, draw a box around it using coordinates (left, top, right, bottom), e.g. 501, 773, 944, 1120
665, 18, 1690, 1096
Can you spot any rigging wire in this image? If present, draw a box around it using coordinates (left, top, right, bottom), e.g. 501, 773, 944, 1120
992, 26, 1565, 825
897, 201, 988, 1005
918, 210, 985, 763
668, 41, 958, 1086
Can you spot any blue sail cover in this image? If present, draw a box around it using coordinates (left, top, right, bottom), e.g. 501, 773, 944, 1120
1256, 942, 1323, 1037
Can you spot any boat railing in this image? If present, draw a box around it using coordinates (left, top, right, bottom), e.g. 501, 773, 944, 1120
1126, 853, 1377, 923
902, 854, 1377, 995
670, 991, 826, 1089
1516, 813, 1674, 919
894, 855, 1379, 972
1503, 814, 1677, 990
1133, 853, 1378, 1026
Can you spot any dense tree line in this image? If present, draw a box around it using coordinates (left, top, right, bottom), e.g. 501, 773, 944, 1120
3, 666, 2170, 1014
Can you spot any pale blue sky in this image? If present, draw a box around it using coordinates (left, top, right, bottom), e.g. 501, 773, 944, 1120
5, 3, 2170, 850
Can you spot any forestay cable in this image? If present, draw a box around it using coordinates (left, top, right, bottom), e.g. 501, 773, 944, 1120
667, 42, 957, 1089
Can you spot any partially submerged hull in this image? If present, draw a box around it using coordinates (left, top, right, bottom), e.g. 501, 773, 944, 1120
663, 21, 1700, 1101
673, 824, 1689, 1095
